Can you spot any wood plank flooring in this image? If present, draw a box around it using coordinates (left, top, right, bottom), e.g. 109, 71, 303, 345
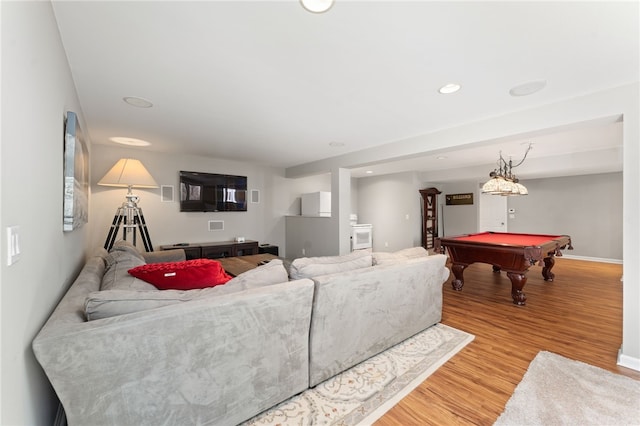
375, 258, 640, 426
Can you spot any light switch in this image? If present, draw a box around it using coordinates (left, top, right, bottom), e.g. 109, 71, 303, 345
7, 226, 21, 266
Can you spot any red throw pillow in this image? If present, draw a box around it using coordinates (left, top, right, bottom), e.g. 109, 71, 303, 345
128, 259, 232, 290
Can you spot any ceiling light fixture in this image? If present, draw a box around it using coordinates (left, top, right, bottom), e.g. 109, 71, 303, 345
123, 96, 153, 108
110, 137, 151, 147
481, 143, 533, 196
438, 83, 461, 94
300, 0, 334, 13
509, 80, 546, 97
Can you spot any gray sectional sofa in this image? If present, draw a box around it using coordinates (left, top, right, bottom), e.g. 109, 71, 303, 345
33, 241, 450, 426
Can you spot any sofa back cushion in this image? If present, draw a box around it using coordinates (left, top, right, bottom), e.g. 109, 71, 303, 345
289, 250, 372, 280
111, 240, 146, 262
85, 259, 290, 320
215, 258, 289, 294
308, 254, 448, 387
101, 250, 156, 291
372, 246, 428, 266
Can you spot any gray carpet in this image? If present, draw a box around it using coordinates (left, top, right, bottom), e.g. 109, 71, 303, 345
495, 351, 640, 425
244, 323, 474, 425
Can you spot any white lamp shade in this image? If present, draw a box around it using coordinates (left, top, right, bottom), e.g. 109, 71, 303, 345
481, 178, 500, 193
515, 182, 528, 195
98, 158, 158, 188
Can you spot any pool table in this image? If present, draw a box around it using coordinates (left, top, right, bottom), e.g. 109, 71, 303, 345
435, 232, 573, 305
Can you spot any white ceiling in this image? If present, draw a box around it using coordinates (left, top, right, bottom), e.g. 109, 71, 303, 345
51, 1, 638, 181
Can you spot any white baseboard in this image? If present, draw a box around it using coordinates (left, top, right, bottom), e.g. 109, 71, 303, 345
561, 254, 622, 264
618, 348, 640, 372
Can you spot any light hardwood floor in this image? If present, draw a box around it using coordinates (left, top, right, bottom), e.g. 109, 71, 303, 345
375, 257, 640, 425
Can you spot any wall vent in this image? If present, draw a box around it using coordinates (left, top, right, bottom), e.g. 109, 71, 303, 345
161, 185, 174, 202
250, 189, 260, 204
208, 220, 224, 231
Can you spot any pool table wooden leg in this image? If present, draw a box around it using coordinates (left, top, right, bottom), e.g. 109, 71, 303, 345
506, 272, 527, 305
451, 263, 467, 291
542, 256, 555, 281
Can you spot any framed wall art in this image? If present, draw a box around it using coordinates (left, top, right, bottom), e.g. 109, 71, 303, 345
446, 193, 474, 206
63, 111, 89, 231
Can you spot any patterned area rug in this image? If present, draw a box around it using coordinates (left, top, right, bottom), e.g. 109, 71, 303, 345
495, 351, 640, 425
243, 323, 474, 426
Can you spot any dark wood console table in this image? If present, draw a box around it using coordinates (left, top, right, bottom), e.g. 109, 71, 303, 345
160, 240, 259, 260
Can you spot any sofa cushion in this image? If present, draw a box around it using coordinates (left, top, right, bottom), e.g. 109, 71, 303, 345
308, 255, 447, 387
111, 240, 146, 262
128, 259, 232, 290
372, 246, 429, 265
101, 250, 155, 291
85, 259, 290, 320
84, 289, 195, 321
212, 258, 289, 294
289, 250, 372, 280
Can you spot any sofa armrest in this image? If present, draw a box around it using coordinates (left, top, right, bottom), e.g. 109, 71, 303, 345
33, 279, 314, 426
142, 249, 185, 263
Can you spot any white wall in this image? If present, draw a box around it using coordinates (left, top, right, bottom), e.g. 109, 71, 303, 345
357, 172, 624, 261
1, 2, 90, 424
508, 172, 623, 261
438, 182, 477, 237
357, 171, 423, 252
621, 87, 640, 369
90, 144, 287, 254
285, 216, 334, 257
421, 173, 623, 261
279, 173, 331, 217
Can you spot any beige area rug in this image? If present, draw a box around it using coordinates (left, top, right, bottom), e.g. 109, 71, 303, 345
243, 323, 474, 426
495, 351, 640, 425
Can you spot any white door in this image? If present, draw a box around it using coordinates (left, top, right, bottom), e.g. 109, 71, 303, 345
478, 189, 507, 232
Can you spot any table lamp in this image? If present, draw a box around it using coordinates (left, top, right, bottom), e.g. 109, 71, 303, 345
98, 158, 158, 251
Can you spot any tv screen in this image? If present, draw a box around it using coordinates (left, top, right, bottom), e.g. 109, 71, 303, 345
179, 171, 247, 212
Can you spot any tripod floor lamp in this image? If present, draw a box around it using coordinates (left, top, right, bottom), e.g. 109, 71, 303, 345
98, 158, 158, 252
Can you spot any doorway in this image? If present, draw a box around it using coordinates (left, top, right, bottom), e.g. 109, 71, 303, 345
478, 187, 507, 232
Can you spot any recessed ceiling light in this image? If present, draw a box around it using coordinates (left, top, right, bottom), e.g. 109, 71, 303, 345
329, 141, 345, 147
300, 0, 334, 13
109, 137, 151, 147
365, 170, 373, 174
509, 80, 546, 97
438, 83, 461, 94
436, 155, 447, 160
123, 96, 153, 108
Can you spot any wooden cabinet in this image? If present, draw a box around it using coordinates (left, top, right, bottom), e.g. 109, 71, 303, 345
201, 244, 235, 259
258, 244, 279, 256
160, 240, 259, 259
420, 188, 441, 250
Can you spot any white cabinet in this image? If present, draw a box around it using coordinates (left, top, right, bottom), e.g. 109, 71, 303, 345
301, 191, 331, 217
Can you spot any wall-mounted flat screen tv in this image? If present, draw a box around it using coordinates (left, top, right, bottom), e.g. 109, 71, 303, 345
179, 171, 247, 212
